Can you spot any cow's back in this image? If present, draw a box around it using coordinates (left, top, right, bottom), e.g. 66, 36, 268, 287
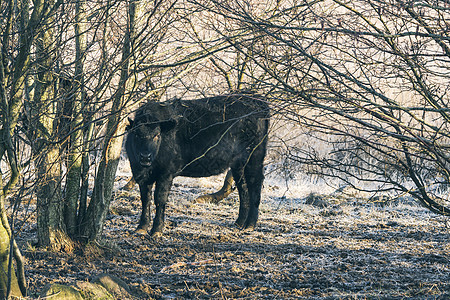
171, 94, 269, 177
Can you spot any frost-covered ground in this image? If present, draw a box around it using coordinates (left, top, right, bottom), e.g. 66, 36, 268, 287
20, 159, 450, 299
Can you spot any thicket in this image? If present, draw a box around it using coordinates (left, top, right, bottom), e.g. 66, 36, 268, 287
0, 0, 448, 297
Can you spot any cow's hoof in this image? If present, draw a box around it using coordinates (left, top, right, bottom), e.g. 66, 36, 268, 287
149, 228, 163, 238
242, 223, 256, 231
135, 228, 148, 235
234, 222, 255, 231
234, 220, 245, 230
147, 232, 162, 240
234, 216, 247, 229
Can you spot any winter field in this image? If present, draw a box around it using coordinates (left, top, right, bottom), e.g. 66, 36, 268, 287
17, 156, 450, 299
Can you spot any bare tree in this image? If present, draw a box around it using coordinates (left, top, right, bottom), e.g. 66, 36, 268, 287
0, 0, 53, 294
64, 0, 87, 238
191, 0, 450, 213
0, 0, 242, 255
31, 0, 72, 251
78, 0, 145, 240
77, 0, 243, 240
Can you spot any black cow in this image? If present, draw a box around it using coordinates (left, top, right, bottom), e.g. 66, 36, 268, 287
125, 93, 270, 236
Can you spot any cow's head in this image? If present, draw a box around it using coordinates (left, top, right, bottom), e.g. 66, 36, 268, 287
127, 116, 176, 167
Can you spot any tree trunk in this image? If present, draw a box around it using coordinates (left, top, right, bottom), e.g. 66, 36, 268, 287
0, 222, 22, 299
79, 0, 141, 241
0, 178, 24, 298
35, 145, 72, 251
33, 4, 73, 251
77, 0, 110, 234
0, 0, 40, 295
80, 122, 127, 241
65, 0, 87, 237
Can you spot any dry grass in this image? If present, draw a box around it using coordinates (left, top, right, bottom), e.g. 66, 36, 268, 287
16, 171, 450, 299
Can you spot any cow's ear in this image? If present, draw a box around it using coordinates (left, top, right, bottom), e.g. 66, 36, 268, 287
160, 119, 177, 132
126, 117, 134, 131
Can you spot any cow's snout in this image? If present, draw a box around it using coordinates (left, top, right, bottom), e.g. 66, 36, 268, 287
139, 152, 153, 166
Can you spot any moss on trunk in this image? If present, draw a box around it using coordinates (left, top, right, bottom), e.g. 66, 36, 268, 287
0, 210, 22, 298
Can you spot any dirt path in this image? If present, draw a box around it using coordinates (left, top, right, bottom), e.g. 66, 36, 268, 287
20, 176, 450, 299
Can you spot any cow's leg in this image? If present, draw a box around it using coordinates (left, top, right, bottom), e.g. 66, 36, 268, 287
242, 147, 266, 230
137, 182, 153, 232
231, 167, 250, 229
195, 170, 234, 204
150, 176, 173, 236
242, 166, 264, 230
